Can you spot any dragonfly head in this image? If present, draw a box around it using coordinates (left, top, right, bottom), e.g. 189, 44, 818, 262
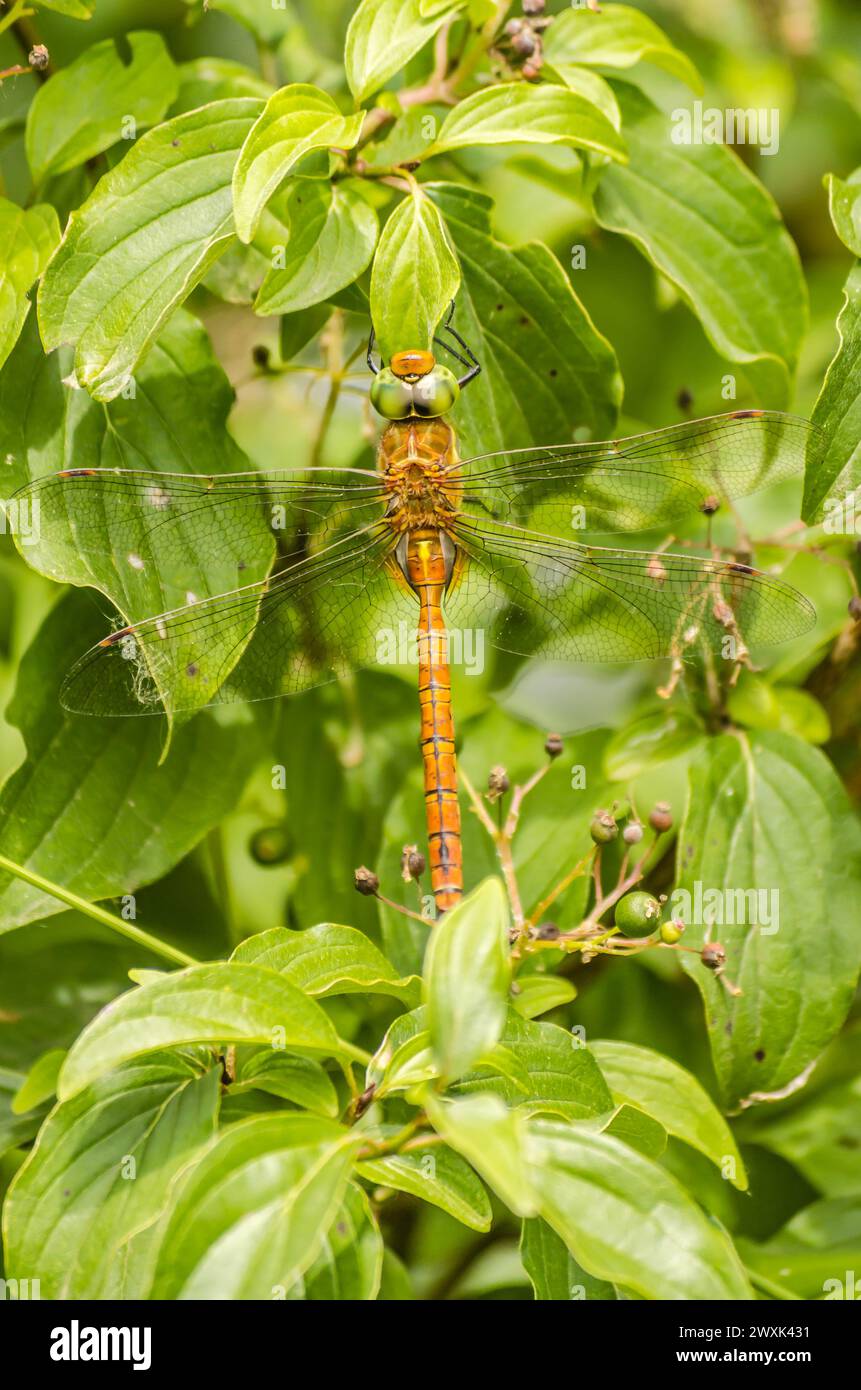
371, 351, 460, 421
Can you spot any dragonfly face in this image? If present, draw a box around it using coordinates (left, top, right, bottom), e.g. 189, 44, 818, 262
13, 315, 818, 914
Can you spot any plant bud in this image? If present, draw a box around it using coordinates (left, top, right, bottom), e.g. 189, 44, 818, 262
487, 764, 509, 800
536, 921, 560, 940
622, 819, 644, 845
590, 809, 618, 844
400, 844, 426, 881
354, 866, 379, 897
660, 918, 685, 944
649, 801, 673, 833
701, 942, 727, 970
29, 45, 49, 70
544, 732, 563, 759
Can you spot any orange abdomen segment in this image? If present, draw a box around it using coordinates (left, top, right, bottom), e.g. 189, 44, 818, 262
405, 532, 463, 916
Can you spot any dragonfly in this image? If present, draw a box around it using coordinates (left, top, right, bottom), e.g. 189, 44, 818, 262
16, 309, 815, 916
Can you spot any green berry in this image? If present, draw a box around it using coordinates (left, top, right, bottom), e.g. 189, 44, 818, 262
660, 918, 685, 944
590, 810, 618, 844
614, 891, 661, 938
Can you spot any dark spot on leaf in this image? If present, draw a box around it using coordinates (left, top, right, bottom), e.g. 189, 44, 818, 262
171, 140, 180, 148
754, 1048, 766, 1062
187, 663, 199, 679
519, 316, 530, 327
837, 1135, 859, 1149
549, 368, 558, 378
496, 303, 504, 311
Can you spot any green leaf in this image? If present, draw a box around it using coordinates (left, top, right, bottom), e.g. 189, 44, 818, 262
591, 1040, 748, 1189
510, 974, 577, 1020
58, 963, 347, 1099
0, 199, 59, 372
739, 1077, 861, 1198
10, 1049, 65, 1115
544, 4, 702, 92
545, 65, 622, 132
209, 0, 296, 43
35, 0, 94, 15
603, 707, 705, 781
4, 1054, 219, 1298
345, 0, 465, 105
151, 1114, 360, 1299
254, 179, 378, 314
802, 263, 861, 521
0, 1072, 48, 1159
232, 923, 420, 1005
234, 1049, 339, 1117
824, 167, 861, 256
232, 84, 365, 242
38, 97, 263, 400
427, 184, 621, 457
370, 185, 460, 360
600, 1102, 667, 1159
424, 1092, 538, 1217
526, 1119, 752, 1300
294, 1183, 383, 1300
426, 83, 627, 163
594, 85, 807, 406
0, 591, 264, 931
675, 733, 861, 1108
451, 1013, 613, 1122
520, 1217, 616, 1300
171, 57, 273, 114
738, 1196, 861, 1299
366, 1008, 438, 1096
423, 878, 511, 1080
25, 32, 179, 182
358, 1139, 492, 1231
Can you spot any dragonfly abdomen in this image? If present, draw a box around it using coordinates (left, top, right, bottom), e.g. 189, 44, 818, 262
402, 528, 463, 917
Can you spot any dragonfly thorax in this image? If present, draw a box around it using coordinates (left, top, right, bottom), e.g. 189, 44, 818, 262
380, 418, 462, 533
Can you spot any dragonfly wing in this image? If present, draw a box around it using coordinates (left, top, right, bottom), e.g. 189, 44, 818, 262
17, 466, 386, 620
445, 517, 815, 665
60, 525, 417, 717
456, 411, 813, 536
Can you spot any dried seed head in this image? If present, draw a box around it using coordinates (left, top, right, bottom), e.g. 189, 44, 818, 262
400, 844, 426, 881
622, 819, 644, 845
354, 866, 380, 897
511, 28, 537, 57
252, 344, 271, 369
523, 0, 546, 13
590, 809, 618, 844
544, 732, 563, 759
701, 941, 727, 970
29, 44, 49, 70
487, 764, 510, 800
536, 921, 560, 940
701, 494, 721, 516
649, 801, 673, 833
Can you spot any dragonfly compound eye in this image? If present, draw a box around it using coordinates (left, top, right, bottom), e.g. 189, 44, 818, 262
370, 368, 415, 419
410, 365, 460, 418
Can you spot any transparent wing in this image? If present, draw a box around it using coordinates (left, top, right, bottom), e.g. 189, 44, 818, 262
18, 465, 387, 609
443, 515, 815, 664
456, 411, 814, 535
60, 524, 419, 717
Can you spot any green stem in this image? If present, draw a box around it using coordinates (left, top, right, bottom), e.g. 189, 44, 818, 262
339, 1039, 373, 1067
0, 852, 198, 968
0, 2, 30, 41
